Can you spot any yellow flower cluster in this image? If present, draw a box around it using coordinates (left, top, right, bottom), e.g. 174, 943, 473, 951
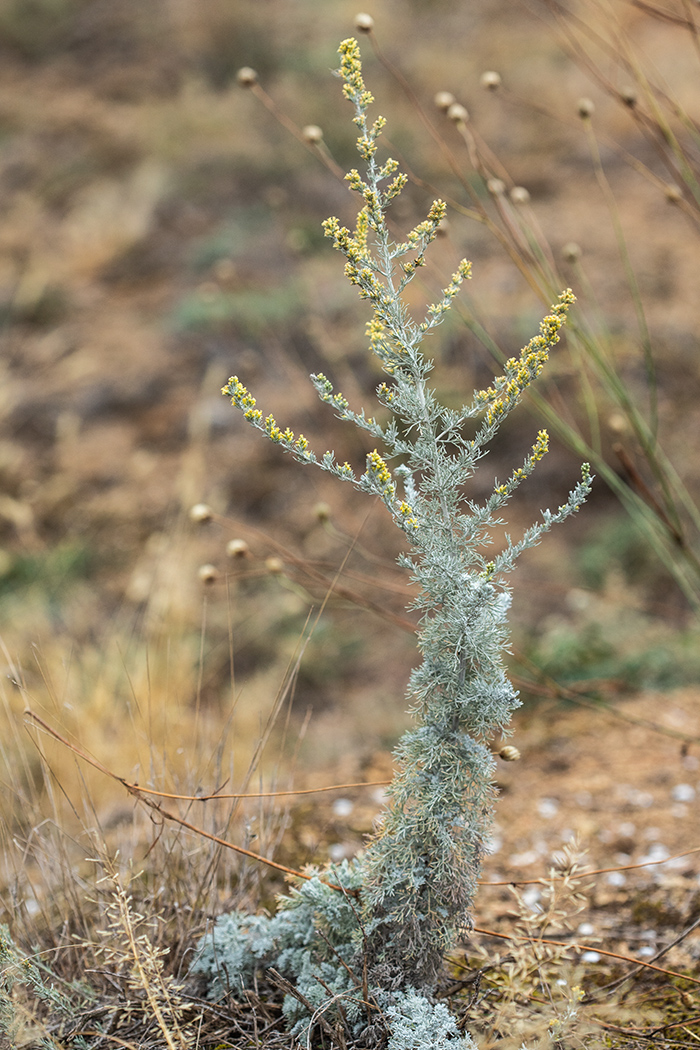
222, 376, 263, 423
223, 376, 313, 454
264, 415, 295, 444
367, 449, 395, 499
399, 501, 419, 530
476, 292, 575, 425
493, 430, 551, 499
422, 258, 472, 329
339, 37, 373, 107
531, 429, 549, 462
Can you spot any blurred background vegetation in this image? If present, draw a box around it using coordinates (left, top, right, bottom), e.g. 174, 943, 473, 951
1, 0, 699, 898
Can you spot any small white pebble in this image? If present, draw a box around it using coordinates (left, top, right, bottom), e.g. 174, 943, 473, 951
581, 951, 600, 963
627, 788, 654, 808
522, 887, 542, 908
485, 833, 503, 855
509, 850, 539, 867
332, 798, 354, 818
577, 922, 595, 936
537, 798, 559, 819
671, 783, 695, 802
638, 945, 656, 958
606, 871, 627, 887
328, 843, 352, 862
639, 844, 670, 867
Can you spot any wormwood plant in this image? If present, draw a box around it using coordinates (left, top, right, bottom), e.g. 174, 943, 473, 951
198, 38, 591, 1043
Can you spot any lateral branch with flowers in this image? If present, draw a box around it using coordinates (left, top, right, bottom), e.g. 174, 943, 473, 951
216, 35, 591, 1041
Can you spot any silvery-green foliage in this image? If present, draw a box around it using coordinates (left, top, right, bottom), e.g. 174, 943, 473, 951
192, 862, 480, 1047
218, 32, 591, 1031
190, 912, 276, 996
0, 924, 91, 1048
193, 860, 366, 1039
383, 989, 476, 1050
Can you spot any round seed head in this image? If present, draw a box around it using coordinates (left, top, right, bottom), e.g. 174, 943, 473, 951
607, 412, 627, 434
236, 66, 258, 87
486, 177, 506, 197
480, 70, 502, 90
510, 185, 530, 204
265, 556, 284, 575
313, 501, 331, 522
665, 183, 683, 203
620, 85, 637, 108
189, 503, 213, 523
434, 90, 456, 112
577, 97, 595, 118
499, 745, 521, 762
447, 102, 469, 124
562, 241, 582, 262
213, 257, 236, 284
198, 564, 219, 584
354, 12, 374, 31
302, 124, 323, 144
226, 538, 250, 558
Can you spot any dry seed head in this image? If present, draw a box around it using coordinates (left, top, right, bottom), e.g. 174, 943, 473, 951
665, 183, 683, 203
265, 556, 284, 575
226, 538, 250, 558
499, 745, 521, 762
434, 91, 456, 112
214, 257, 236, 284
608, 412, 627, 434
302, 124, 323, 144
577, 97, 595, 118
189, 503, 213, 523
480, 70, 502, 90
447, 102, 469, 124
562, 241, 582, 262
198, 564, 219, 584
355, 12, 374, 31
510, 185, 530, 204
620, 85, 637, 108
486, 177, 506, 197
236, 66, 258, 87
313, 501, 331, 522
